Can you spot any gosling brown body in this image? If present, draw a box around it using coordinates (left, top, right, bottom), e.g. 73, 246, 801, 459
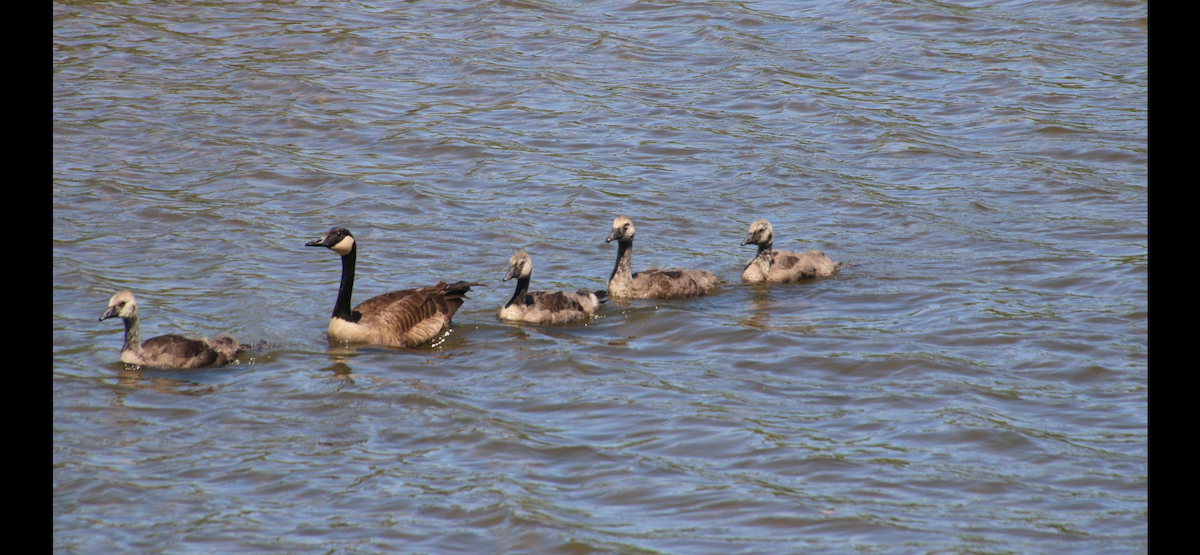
605, 215, 721, 299
99, 290, 245, 369
740, 219, 839, 282
497, 251, 603, 325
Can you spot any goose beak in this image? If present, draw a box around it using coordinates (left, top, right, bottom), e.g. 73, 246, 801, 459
740, 233, 755, 246
605, 228, 619, 243
305, 238, 329, 248
503, 264, 520, 281
99, 306, 118, 321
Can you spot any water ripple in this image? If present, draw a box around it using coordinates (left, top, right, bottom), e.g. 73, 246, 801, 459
56, 0, 1144, 553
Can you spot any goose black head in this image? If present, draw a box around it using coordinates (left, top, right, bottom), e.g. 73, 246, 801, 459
306, 227, 356, 256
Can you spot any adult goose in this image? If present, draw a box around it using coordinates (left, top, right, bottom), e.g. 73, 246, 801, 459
740, 219, 841, 282
498, 250, 604, 325
306, 227, 482, 347
99, 290, 245, 369
604, 215, 721, 299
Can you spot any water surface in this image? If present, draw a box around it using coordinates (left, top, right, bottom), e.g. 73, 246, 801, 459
54, 1, 1147, 553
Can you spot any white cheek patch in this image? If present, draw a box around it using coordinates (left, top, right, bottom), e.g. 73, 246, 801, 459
330, 236, 355, 256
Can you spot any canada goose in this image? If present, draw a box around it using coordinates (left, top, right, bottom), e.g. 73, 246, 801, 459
305, 227, 482, 347
99, 290, 245, 369
498, 250, 605, 325
604, 215, 721, 299
740, 219, 841, 282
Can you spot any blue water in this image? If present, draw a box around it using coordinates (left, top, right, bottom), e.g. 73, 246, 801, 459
54, 1, 1147, 553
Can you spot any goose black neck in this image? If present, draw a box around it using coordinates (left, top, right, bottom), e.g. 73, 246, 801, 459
505, 276, 531, 309
610, 239, 633, 283
333, 243, 357, 321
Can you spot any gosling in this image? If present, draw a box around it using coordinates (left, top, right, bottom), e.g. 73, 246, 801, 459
605, 215, 721, 299
497, 250, 604, 325
740, 219, 840, 282
99, 290, 245, 369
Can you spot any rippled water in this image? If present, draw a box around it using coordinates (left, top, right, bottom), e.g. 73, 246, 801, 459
54, 1, 1146, 553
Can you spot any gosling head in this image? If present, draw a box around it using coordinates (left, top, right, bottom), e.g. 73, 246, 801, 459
606, 215, 636, 243
99, 290, 139, 321
306, 227, 356, 256
503, 251, 533, 281
741, 219, 774, 247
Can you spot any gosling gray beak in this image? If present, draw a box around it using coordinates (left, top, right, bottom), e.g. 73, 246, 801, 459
503, 264, 520, 281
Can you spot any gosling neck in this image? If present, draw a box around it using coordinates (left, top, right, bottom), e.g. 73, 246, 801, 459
754, 239, 774, 275
121, 314, 144, 357
504, 275, 531, 309
609, 239, 634, 289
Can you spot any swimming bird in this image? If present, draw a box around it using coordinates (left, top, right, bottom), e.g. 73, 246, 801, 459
498, 250, 604, 325
740, 219, 840, 282
99, 290, 245, 369
604, 215, 721, 299
305, 227, 482, 347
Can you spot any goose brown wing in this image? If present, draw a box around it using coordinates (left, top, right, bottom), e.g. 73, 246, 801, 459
437, 281, 482, 319
355, 281, 482, 347
351, 286, 426, 318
